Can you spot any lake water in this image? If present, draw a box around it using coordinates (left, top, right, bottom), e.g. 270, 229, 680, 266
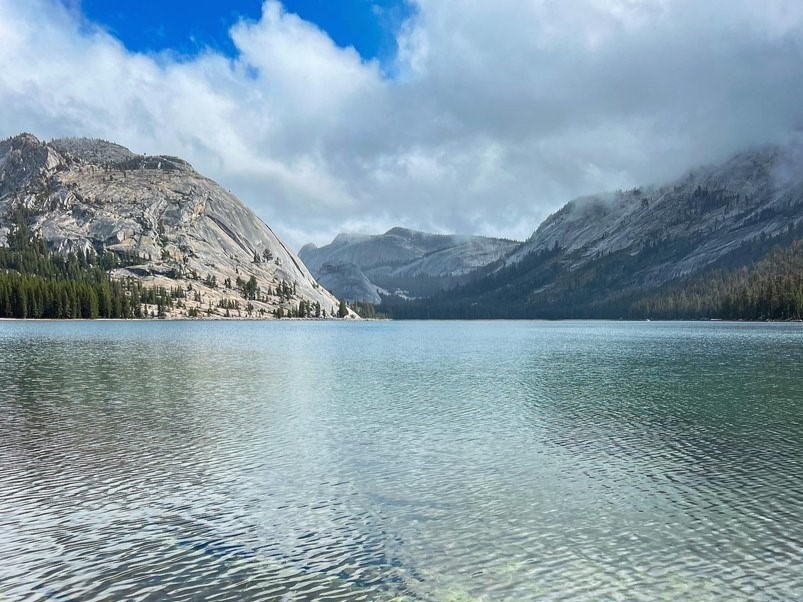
1, 320, 802, 601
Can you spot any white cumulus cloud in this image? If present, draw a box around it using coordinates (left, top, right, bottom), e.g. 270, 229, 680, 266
2, 0, 803, 249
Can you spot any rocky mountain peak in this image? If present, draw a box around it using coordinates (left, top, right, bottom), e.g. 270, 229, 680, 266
49, 137, 196, 174
50, 137, 137, 165
6, 132, 42, 148
0, 133, 352, 319
0, 133, 64, 200
332, 232, 370, 245
384, 226, 417, 237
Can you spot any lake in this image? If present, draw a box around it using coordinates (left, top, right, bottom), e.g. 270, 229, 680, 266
1, 320, 802, 601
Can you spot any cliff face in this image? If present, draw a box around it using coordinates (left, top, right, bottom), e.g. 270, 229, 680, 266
0, 134, 350, 318
299, 227, 519, 302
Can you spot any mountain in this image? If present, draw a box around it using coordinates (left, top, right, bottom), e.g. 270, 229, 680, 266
383, 142, 803, 319
299, 227, 519, 302
0, 133, 350, 319
313, 261, 383, 305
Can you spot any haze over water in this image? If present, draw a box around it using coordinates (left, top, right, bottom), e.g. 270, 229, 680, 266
1, 320, 802, 601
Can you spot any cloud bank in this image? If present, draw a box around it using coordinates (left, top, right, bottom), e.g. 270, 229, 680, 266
2, 0, 803, 248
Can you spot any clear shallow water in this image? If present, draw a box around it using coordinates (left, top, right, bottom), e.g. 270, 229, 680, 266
1, 320, 802, 601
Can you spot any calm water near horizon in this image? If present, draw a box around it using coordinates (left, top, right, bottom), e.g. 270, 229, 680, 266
1, 320, 802, 601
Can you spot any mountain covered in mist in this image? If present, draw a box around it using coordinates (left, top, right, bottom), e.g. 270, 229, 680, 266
0, 133, 349, 319
384, 142, 803, 319
299, 228, 520, 303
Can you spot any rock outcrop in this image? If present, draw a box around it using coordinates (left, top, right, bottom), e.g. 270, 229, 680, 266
0, 133, 352, 319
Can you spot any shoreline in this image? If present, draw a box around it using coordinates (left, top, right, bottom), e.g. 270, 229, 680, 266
0, 317, 799, 323
0, 316, 361, 322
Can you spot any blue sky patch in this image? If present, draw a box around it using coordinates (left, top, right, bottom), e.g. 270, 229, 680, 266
78, 0, 413, 65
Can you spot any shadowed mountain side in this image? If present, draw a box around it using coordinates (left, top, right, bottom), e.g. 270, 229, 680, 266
381, 142, 803, 319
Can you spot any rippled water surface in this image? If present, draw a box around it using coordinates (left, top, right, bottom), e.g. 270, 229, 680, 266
1, 320, 803, 601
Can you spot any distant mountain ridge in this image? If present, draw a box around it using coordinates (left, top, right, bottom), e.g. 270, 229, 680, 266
0, 133, 350, 319
299, 227, 520, 303
383, 141, 803, 319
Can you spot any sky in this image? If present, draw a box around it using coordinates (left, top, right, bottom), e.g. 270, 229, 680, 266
2, 1, 803, 250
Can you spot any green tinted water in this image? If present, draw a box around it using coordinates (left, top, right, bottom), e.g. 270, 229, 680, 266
1, 320, 802, 600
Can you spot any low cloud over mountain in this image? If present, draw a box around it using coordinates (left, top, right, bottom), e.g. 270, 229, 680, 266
2, 1, 803, 248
